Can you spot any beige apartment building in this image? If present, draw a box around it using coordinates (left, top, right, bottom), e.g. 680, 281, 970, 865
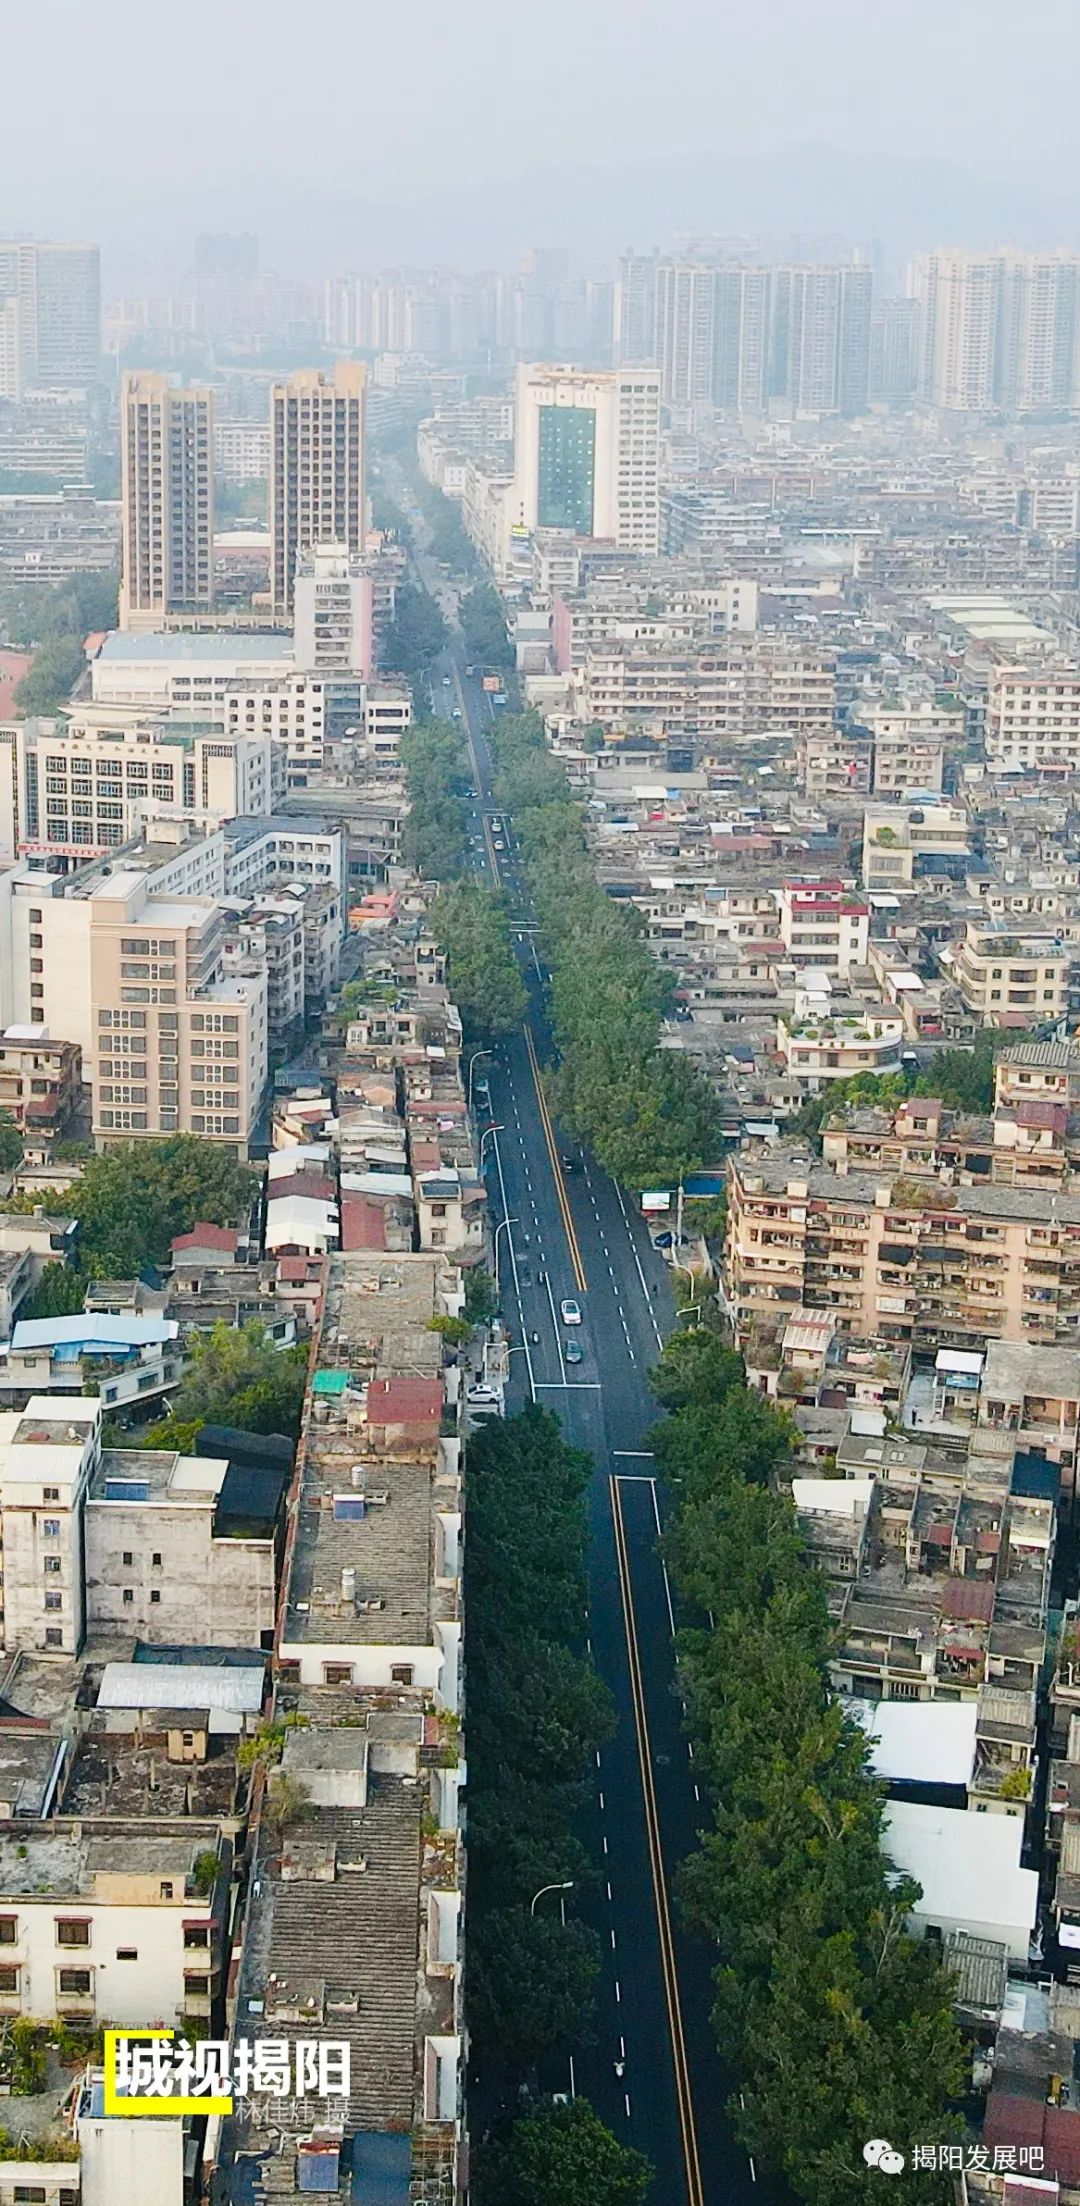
861, 702, 953, 795
944, 918, 1072, 1027
578, 635, 834, 746
119, 373, 214, 631
0, 861, 266, 1152
270, 364, 366, 616
726, 1147, 1080, 1358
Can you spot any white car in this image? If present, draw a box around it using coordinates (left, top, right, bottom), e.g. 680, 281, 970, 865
560, 1298, 582, 1326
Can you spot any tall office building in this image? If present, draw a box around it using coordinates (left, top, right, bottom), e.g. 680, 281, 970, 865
769, 265, 872, 414
270, 364, 367, 616
613, 251, 658, 364
0, 298, 19, 402
119, 373, 215, 632
913, 251, 1080, 411
712, 268, 772, 413
512, 363, 661, 552
656, 261, 717, 408
0, 241, 100, 389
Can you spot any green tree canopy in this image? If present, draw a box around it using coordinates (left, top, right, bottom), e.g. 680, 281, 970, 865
645, 1320, 965, 2201
381, 582, 447, 694
14, 636, 87, 715
400, 718, 469, 881
473, 2099, 652, 2206
143, 1322, 308, 1445
432, 882, 526, 1036
54, 1137, 255, 1277
459, 581, 513, 669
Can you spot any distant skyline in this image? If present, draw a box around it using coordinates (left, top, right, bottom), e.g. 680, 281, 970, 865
4, 0, 1080, 282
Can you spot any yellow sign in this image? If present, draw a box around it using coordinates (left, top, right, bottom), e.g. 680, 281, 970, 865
103, 2029, 233, 2118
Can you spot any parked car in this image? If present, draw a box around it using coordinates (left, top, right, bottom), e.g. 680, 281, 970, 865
560, 1298, 582, 1326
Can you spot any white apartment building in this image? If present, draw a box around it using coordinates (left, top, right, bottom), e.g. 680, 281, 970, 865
0, 1398, 98, 1654
0, 241, 100, 391
222, 676, 327, 788
985, 663, 1080, 776
119, 374, 214, 631
270, 364, 366, 616
84, 1446, 277, 1646
213, 416, 271, 483
361, 680, 413, 763
294, 541, 373, 677
8, 709, 274, 862
776, 882, 870, 979
0, 1823, 222, 2027
511, 364, 661, 555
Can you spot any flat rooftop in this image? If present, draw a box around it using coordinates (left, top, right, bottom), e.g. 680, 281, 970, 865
285, 1447, 438, 1647
95, 630, 294, 663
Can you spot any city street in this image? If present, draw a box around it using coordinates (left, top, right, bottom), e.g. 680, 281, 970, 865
441, 646, 771, 2206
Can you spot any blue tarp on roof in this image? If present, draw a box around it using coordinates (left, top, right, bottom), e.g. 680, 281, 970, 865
11, 1314, 178, 1354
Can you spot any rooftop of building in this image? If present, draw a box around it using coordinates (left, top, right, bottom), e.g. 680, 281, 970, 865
95, 630, 294, 663
0, 1822, 221, 1898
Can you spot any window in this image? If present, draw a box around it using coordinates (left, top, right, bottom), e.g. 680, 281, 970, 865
44, 1593, 62, 1613
42, 1520, 59, 1539
43, 1488, 59, 1503
150, 1589, 161, 1604
391, 1663, 414, 1685
116, 1948, 138, 1961
56, 1919, 90, 1946
152, 1552, 162, 1567
12, 2187, 46, 2204
122, 1551, 132, 1566
323, 1663, 353, 1686
44, 1628, 63, 1648
0, 1965, 19, 1993
43, 1557, 61, 1576
122, 1589, 133, 1606
0, 1917, 17, 1944
184, 1924, 209, 1948
159, 1881, 174, 1901
57, 1968, 92, 1996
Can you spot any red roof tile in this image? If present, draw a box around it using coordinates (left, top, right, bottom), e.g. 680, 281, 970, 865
277, 1256, 319, 1283
268, 1173, 335, 1204
367, 1376, 443, 1429
340, 1193, 387, 1252
172, 1224, 239, 1254
942, 1577, 995, 1621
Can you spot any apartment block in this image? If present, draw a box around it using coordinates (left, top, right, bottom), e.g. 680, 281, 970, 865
776, 880, 869, 977
861, 702, 953, 795
862, 803, 972, 893
0, 242, 100, 391
944, 918, 1072, 1028
985, 663, 1080, 776
726, 1147, 1080, 1358
915, 250, 1080, 412
0, 1024, 80, 1136
13, 709, 274, 860
0, 1823, 224, 2027
270, 364, 367, 615
119, 374, 214, 631
293, 540, 374, 677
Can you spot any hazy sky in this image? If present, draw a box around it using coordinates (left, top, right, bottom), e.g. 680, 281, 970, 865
2, 0, 1080, 272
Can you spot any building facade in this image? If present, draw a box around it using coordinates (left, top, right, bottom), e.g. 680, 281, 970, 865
270, 364, 367, 615
119, 374, 214, 630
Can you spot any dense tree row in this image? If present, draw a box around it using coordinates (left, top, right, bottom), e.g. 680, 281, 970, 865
465, 1408, 648, 2198
464, 1406, 611, 2068
400, 718, 470, 880
431, 880, 527, 1037
649, 1324, 964, 2204
381, 582, 448, 699
459, 581, 513, 670
487, 710, 724, 1186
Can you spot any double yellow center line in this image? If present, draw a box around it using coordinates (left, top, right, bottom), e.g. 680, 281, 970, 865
524, 1022, 588, 1297
610, 1475, 705, 2206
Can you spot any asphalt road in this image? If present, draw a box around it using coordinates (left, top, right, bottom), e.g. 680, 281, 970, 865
446, 657, 776, 2206
373, 459, 776, 2204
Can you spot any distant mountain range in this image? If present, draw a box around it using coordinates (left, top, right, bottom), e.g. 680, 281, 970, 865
103, 142, 1080, 288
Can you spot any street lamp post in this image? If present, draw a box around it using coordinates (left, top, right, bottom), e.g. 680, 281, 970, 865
530, 1881, 575, 1915
492, 1214, 517, 1293
467, 1049, 490, 1110
478, 1124, 504, 1168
